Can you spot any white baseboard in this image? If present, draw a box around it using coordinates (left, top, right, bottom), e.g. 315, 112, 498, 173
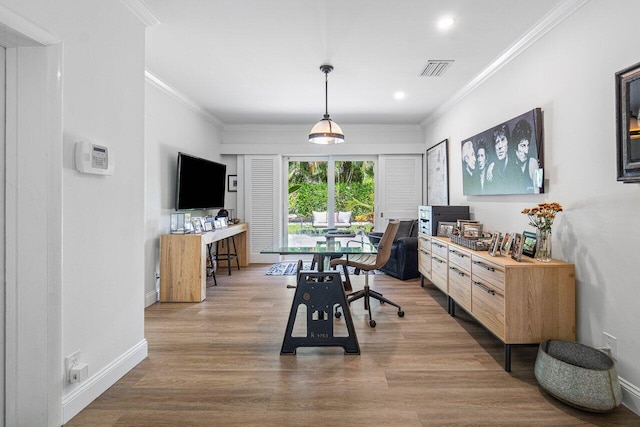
145, 288, 158, 307
621, 376, 640, 416
62, 339, 148, 424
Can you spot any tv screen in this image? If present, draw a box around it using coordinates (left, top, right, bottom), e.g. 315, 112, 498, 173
175, 152, 226, 211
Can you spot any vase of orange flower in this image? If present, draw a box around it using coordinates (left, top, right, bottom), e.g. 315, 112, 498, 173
521, 202, 563, 262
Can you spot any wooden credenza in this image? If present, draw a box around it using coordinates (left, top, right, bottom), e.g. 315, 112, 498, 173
160, 223, 249, 302
418, 233, 575, 371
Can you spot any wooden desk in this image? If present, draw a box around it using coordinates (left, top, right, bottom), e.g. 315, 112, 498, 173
160, 223, 248, 302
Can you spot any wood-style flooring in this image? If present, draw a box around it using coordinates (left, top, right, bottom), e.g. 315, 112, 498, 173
67, 264, 640, 426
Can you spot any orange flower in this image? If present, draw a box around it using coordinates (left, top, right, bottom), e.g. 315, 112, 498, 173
522, 202, 563, 231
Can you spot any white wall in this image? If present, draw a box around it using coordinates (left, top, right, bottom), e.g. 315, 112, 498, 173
144, 76, 224, 306
423, 0, 640, 413
0, 0, 148, 423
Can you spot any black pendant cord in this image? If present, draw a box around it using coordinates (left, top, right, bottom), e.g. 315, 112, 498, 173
324, 71, 329, 119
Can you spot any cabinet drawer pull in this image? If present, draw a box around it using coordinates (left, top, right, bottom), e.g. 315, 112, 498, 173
419, 248, 430, 255
449, 250, 466, 258
473, 280, 496, 295
431, 256, 444, 264
449, 266, 465, 277
473, 260, 495, 272
433, 242, 445, 249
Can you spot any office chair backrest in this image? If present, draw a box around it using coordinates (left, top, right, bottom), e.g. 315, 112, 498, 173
370, 220, 400, 270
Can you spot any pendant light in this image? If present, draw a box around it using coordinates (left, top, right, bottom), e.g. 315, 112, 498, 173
309, 64, 344, 144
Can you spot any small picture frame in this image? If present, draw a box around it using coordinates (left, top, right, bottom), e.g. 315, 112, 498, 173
203, 221, 213, 232
191, 217, 203, 234
511, 233, 523, 262
437, 221, 456, 237
488, 232, 502, 257
228, 175, 238, 192
461, 223, 483, 239
456, 219, 479, 229
521, 231, 537, 258
500, 233, 513, 256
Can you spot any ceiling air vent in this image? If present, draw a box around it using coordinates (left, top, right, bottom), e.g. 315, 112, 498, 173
420, 60, 454, 77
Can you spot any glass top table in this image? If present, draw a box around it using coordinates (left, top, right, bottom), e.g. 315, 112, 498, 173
261, 233, 377, 273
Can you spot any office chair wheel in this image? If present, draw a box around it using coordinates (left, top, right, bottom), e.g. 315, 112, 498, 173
398, 310, 405, 317
335, 311, 342, 319
369, 319, 376, 327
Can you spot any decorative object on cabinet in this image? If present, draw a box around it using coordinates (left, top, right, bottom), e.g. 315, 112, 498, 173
522, 202, 563, 262
461, 222, 483, 238
488, 232, 502, 256
521, 230, 537, 258
450, 234, 491, 251
510, 233, 523, 261
615, 61, 640, 183
437, 221, 456, 237
534, 340, 622, 412
499, 233, 513, 256
426, 139, 449, 205
460, 108, 543, 196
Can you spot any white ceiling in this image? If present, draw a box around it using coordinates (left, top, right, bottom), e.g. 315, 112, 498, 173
144, 0, 566, 126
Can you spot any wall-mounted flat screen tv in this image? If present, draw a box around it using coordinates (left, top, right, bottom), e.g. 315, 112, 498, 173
175, 152, 226, 210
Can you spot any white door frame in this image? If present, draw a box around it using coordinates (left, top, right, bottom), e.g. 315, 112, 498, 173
1, 9, 63, 426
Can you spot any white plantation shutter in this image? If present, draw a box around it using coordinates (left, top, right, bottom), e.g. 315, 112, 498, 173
245, 155, 281, 263
377, 155, 423, 230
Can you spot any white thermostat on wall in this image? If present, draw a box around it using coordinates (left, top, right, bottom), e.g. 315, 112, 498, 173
75, 140, 114, 175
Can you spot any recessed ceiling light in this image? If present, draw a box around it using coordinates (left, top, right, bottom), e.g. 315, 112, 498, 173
394, 91, 406, 100
437, 16, 455, 31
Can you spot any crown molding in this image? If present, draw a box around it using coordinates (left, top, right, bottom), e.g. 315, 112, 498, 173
120, 0, 160, 27
145, 70, 224, 129
0, 4, 59, 45
421, 0, 590, 128
223, 123, 422, 132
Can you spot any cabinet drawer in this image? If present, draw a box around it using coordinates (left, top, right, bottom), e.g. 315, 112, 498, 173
471, 255, 505, 292
472, 279, 505, 339
418, 235, 431, 252
448, 246, 472, 272
448, 265, 471, 311
431, 240, 448, 259
431, 255, 448, 292
418, 248, 431, 278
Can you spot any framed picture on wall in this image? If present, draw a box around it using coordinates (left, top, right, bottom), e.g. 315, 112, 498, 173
460, 108, 544, 196
228, 175, 238, 192
615, 61, 640, 182
427, 139, 449, 205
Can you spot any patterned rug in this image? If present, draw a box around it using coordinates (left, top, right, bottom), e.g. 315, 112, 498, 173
265, 262, 380, 276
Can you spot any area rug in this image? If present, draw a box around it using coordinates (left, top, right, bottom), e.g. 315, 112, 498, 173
266, 262, 380, 276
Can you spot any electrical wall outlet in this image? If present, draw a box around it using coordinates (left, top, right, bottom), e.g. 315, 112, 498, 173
602, 332, 618, 361
65, 351, 81, 382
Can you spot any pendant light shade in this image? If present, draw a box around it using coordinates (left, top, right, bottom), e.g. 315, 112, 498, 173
309, 64, 344, 144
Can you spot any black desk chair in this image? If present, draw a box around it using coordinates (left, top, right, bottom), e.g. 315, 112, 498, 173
330, 220, 404, 327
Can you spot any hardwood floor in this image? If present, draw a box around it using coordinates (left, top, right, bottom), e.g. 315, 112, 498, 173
67, 265, 639, 426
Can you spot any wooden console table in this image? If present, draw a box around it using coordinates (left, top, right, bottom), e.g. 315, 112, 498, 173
160, 223, 248, 302
418, 233, 575, 371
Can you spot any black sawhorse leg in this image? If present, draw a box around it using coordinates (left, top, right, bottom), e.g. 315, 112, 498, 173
281, 271, 359, 355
